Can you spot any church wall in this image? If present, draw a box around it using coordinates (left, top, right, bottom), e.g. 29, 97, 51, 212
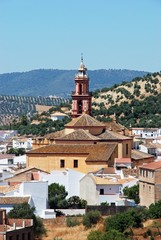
27, 153, 114, 174
86, 162, 112, 173
118, 139, 132, 158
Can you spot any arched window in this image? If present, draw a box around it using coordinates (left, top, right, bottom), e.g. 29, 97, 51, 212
78, 100, 82, 113
79, 84, 82, 94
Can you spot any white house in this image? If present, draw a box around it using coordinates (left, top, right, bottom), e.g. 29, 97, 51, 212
0, 130, 17, 141
131, 128, 158, 139
139, 142, 161, 156
80, 174, 138, 205
0, 142, 9, 153
0, 180, 51, 218
0, 154, 26, 171
50, 112, 68, 121
114, 158, 131, 170
12, 138, 32, 151
40, 168, 85, 197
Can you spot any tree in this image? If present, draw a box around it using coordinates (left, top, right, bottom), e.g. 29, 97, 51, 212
104, 208, 146, 233
67, 196, 87, 209
7, 203, 46, 238
48, 183, 68, 209
83, 210, 101, 228
7, 147, 26, 156
103, 230, 127, 240
87, 230, 127, 240
149, 200, 161, 219
123, 184, 140, 204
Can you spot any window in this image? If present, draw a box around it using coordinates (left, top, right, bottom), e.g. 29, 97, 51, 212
74, 159, 78, 168
60, 159, 65, 168
28, 232, 31, 240
78, 100, 82, 114
126, 144, 128, 155
8, 159, 13, 164
100, 189, 104, 195
22, 233, 25, 240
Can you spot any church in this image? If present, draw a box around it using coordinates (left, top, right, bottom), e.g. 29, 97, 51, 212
27, 59, 133, 173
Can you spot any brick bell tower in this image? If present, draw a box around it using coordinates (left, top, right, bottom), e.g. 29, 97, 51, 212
71, 57, 92, 118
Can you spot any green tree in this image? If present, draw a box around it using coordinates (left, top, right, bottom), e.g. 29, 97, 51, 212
7, 147, 26, 156
104, 208, 146, 233
149, 200, 161, 219
20, 114, 29, 126
7, 203, 46, 238
87, 230, 127, 240
103, 230, 127, 240
48, 183, 68, 209
83, 210, 101, 228
67, 196, 87, 209
123, 184, 140, 204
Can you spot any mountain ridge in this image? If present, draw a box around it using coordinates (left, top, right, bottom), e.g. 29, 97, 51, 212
0, 69, 148, 97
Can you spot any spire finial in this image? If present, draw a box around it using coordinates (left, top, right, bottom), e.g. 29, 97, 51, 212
81, 53, 83, 63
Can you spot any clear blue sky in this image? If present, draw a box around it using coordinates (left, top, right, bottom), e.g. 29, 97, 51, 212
0, 0, 161, 73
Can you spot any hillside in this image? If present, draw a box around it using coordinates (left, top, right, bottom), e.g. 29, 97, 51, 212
0, 69, 148, 97
92, 71, 161, 128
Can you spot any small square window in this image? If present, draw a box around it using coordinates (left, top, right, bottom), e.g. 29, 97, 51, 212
100, 189, 104, 195
74, 160, 78, 168
60, 159, 65, 168
8, 159, 13, 165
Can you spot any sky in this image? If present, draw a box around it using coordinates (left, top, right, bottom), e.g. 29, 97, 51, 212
0, 0, 161, 73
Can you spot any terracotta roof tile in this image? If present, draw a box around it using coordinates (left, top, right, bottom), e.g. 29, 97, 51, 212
65, 114, 105, 127
57, 129, 100, 141
0, 154, 15, 160
51, 112, 68, 117
86, 143, 117, 162
93, 175, 136, 185
98, 130, 132, 140
115, 158, 131, 163
28, 143, 117, 162
103, 121, 128, 133
131, 150, 154, 160
93, 167, 116, 174
44, 129, 66, 139
0, 196, 30, 204
0, 184, 20, 194
139, 161, 161, 170
13, 167, 49, 176
141, 142, 161, 149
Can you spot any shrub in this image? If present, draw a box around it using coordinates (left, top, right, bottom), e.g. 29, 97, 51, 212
83, 210, 101, 228
87, 230, 104, 240
66, 217, 80, 227
104, 208, 146, 233
149, 200, 161, 219
103, 230, 127, 240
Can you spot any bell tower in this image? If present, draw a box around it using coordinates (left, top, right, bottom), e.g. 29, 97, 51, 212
71, 57, 92, 118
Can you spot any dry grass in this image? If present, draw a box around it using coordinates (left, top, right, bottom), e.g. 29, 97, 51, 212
42, 217, 104, 240
42, 217, 161, 240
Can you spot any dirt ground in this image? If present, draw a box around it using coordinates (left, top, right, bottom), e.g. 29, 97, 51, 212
42, 217, 161, 240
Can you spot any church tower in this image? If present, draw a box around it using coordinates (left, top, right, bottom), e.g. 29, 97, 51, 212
71, 57, 92, 118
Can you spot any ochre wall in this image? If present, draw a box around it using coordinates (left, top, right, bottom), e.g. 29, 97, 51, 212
27, 153, 116, 174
